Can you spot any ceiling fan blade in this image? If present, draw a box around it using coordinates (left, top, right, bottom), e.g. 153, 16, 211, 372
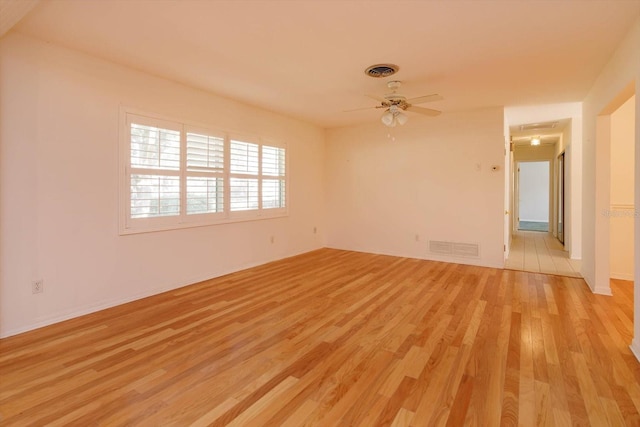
343, 105, 379, 112
365, 94, 389, 104
406, 105, 441, 116
405, 94, 443, 105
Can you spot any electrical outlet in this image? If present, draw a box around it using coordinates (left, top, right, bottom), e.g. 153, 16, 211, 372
270, 236, 275, 244
32, 279, 43, 294
415, 234, 420, 242
313, 226, 317, 234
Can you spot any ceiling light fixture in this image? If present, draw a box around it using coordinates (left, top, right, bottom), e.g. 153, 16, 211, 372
531, 137, 541, 146
381, 105, 408, 127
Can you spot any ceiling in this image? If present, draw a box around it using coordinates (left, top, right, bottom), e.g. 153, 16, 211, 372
7, 0, 640, 129
510, 119, 571, 147
0, 0, 38, 38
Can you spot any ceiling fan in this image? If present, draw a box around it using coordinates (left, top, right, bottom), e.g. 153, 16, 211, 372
348, 80, 443, 127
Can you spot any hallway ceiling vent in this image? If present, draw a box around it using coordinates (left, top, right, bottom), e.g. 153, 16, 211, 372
519, 121, 558, 131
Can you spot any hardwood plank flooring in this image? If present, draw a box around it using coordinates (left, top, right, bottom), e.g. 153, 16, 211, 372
0, 249, 638, 426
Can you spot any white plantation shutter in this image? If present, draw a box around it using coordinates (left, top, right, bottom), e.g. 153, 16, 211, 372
121, 110, 287, 234
187, 177, 224, 214
262, 179, 285, 209
230, 140, 259, 174
186, 131, 224, 215
230, 178, 259, 211
261, 146, 285, 176
261, 145, 285, 209
128, 117, 181, 220
186, 132, 224, 171
130, 123, 180, 170
130, 174, 180, 218
230, 140, 260, 212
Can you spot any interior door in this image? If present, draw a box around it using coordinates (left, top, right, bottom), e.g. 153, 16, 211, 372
513, 162, 519, 232
504, 139, 512, 261
517, 161, 551, 232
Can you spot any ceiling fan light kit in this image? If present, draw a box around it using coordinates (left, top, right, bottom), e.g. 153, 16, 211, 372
381, 105, 408, 127
350, 72, 443, 128
395, 112, 409, 126
381, 111, 395, 127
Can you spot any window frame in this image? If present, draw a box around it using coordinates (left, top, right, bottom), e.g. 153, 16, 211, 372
119, 108, 288, 235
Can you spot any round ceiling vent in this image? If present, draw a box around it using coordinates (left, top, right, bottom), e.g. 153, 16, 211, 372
364, 64, 399, 78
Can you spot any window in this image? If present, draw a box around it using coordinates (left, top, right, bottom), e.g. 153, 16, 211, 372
230, 140, 259, 211
261, 145, 286, 209
129, 120, 181, 220
186, 131, 224, 215
121, 111, 287, 234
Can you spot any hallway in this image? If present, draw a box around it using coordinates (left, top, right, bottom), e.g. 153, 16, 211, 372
505, 230, 581, 277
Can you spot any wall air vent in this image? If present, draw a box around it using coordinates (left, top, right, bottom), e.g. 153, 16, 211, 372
429, 240, 453, 254
429, 240, 480, 258
453, 242, 480, 258
519, 122, 558, 131
364, 64, 399, 78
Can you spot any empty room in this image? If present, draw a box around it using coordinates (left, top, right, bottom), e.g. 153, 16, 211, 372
1, 0, 640, 425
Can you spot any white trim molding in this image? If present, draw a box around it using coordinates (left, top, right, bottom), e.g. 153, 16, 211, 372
630, 340, 640, 363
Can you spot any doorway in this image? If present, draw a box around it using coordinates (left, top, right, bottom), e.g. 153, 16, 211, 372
609, 95, 635, 282
517, 161, 550, 232
505, 122, 580, 277
593, 90, 636, 295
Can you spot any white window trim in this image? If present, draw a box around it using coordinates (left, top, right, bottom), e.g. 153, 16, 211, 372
119, 107, 288, 235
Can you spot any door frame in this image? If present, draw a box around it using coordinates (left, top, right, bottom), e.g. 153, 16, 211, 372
557, 151, 565, 244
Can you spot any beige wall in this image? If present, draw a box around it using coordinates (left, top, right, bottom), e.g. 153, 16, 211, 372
581, 16, 639, 354
610, 95, 635, 280
325, 107, 505, 268
583, 16, 639, 297
0, 33, 326, 337
514, 144, 556, 162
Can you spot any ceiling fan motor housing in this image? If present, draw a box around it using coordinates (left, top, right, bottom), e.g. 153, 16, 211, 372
384, 95, 408, 108
387, 80, 402, 91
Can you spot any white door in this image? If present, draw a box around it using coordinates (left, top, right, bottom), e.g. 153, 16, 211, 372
518, 161, 550, 231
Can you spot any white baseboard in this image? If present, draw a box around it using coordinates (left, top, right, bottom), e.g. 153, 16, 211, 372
325, 244, 504, 270
582, 274, 613, 296
0, 246, 321, 338
1, 283, 186, 338
631, 340, 640, 363
593, 285, 613, 296
611, 272, 635, 281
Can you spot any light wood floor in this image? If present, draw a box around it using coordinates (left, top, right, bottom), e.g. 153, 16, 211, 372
506, 231, 582, 277
1, 249, 638, 426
